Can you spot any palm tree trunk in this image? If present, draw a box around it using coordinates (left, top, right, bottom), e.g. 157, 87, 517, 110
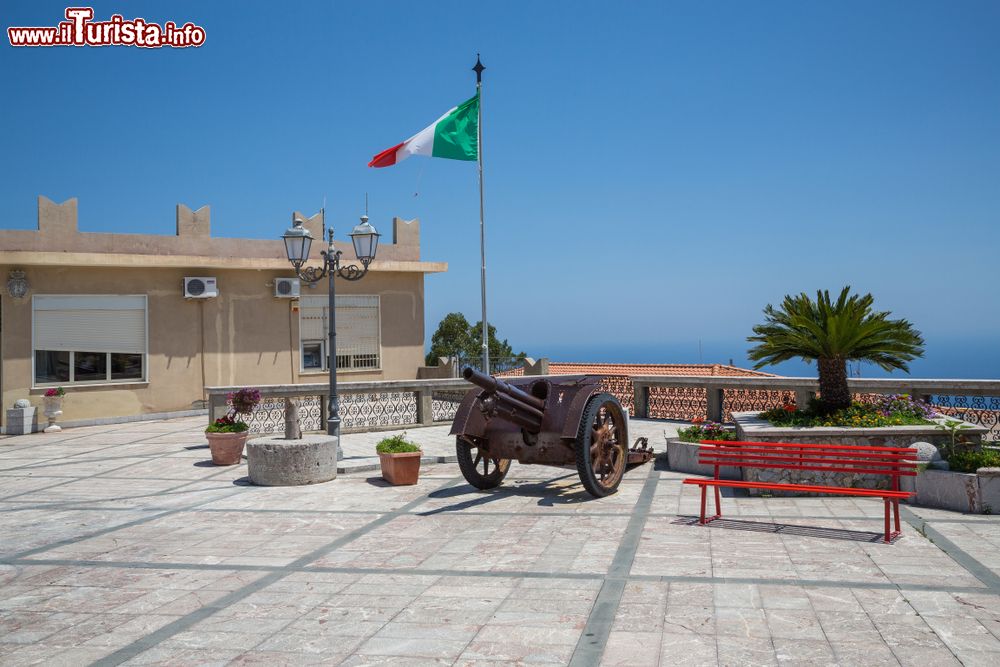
817, 356, 851, 413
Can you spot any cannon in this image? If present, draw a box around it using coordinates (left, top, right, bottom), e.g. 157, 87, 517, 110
450, 367, 654, 497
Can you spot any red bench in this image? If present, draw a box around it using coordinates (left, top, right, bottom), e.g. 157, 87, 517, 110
682, 440, 918, 543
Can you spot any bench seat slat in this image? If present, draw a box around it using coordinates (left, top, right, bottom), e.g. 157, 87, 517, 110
699, 454, 917, 469
701, 439, 918, 453
700, 446, 915, 461
682, 478, 913, 499
697, 460, 917, 476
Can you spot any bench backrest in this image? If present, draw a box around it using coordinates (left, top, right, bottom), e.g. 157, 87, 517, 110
698, 440, 919, 490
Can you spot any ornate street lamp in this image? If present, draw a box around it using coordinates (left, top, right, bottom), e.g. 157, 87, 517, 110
282, 211, 380, 439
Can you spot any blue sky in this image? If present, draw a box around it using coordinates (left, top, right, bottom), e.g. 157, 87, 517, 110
2, 1, 998, 377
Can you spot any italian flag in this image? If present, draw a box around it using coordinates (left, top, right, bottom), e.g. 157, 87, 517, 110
368, 93, 479, 168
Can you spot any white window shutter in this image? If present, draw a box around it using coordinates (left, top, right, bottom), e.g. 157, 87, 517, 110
34, 296, 146, 354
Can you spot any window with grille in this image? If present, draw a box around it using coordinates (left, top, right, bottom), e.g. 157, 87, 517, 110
299, 295, 380, 371
33, 295, 148, 386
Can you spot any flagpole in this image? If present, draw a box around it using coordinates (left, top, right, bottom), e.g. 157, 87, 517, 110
473, 54, 489, 374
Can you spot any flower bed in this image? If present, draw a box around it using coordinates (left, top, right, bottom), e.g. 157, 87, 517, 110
676, 418, 736, 443
759, 394, 936, 428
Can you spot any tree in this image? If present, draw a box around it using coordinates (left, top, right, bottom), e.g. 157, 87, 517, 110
746, 286, 924, 413
426, 312, 475, 366
469, 321, 524, 364
425, 312, 526, 368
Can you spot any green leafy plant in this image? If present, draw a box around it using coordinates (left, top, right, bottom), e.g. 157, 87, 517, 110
747, 287, 924, 414
205, 415, 249, 434
205, 386, 261, 434
934, 417, 976, 459
44, 386, 66, 398
677, 418, 736, 443
947, 449, 1000, 474
376, 433, 421, 454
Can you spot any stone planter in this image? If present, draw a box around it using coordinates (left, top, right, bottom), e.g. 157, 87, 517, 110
914, 468, 981, 513
732, 412, 986, 493
42, 396, 64, 433
246, 435, 338, 486
205, 431, 249, 465
379, 451, 422, 485
5, 405, 37, 435
911, 467, 1000, 514
665, 439, 741, 479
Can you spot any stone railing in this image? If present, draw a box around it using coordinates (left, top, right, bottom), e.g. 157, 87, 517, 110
207, 374, 1000, 442
205, 378, 470, 435
628, 376, 1000, 441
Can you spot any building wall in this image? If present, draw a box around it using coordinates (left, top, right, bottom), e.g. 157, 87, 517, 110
0, 197, 445, 428
0, 265, 426, 425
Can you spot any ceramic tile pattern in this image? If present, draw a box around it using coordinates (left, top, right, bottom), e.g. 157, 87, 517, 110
2, 416, 1000, 666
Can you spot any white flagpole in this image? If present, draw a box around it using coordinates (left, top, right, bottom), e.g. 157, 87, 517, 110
474, 54, 489, 374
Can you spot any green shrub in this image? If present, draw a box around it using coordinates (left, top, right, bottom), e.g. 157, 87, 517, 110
947, 449, 1000, 474
677, 420, 736, 443
376, 433, 421, 454
205, 415, 249, 433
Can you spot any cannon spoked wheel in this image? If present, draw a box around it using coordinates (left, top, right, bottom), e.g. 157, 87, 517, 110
456, 437, 511, 490
575, 393, 629, 497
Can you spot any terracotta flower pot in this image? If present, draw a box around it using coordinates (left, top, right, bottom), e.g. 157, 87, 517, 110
378, 451, 422, 485
206, 431, 249, 465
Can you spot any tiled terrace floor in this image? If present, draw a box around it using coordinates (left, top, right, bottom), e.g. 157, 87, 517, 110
2, 417, 1000, 666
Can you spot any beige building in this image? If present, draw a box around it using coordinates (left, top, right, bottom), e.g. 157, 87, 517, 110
0, 197, 446, 431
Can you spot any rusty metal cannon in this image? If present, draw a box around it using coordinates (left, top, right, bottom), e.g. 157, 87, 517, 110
450, 367, 654, 497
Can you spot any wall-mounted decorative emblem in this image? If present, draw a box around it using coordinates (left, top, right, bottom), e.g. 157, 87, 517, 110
6, 270, 29, 299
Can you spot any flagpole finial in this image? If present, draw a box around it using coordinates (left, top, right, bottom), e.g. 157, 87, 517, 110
473, 54, 485, 84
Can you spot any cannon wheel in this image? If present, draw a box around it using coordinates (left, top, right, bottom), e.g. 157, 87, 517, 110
456, 437, 511, 490
575, 393, 628, 497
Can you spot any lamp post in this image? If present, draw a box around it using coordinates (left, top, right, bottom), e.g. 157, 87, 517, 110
282, 211, 380, 439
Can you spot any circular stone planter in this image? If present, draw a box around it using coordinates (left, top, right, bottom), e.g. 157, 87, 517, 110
246, 435, 338, 486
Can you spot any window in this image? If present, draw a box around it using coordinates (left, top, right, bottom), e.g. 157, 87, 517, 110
299, 295, 380, 371
301, 341, 325, 370
33, 295, 147, 386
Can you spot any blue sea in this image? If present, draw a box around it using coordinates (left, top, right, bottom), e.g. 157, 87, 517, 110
526, 338, 1000, 380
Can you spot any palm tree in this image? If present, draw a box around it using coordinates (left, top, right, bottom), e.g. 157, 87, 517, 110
747, 287, 925, 413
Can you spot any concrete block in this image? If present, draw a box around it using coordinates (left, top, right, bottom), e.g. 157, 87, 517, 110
665, 439, 741, 479
247, 434, 339, 486
977, 468, 1000, 515
5, 407, 37, 435
915, 469, 981, 513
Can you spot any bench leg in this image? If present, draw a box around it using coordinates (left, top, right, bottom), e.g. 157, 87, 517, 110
700, 486, 707, 525
884, 499, 891, 543
893, 499, 901, 533
714, 486, 722, 519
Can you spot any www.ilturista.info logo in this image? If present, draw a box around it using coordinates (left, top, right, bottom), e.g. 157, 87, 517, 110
7, 7, 206, 48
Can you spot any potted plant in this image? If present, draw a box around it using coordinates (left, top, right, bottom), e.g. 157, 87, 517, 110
205, 387, 261, 465
376, 433, 422, 485
42, 386, 66, 433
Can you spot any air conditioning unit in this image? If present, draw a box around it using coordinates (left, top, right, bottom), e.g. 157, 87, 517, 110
274, 277, 300, 298
184, 277, 218, 299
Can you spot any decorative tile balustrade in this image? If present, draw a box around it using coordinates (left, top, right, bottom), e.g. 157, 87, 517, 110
208, 376, 1000, 442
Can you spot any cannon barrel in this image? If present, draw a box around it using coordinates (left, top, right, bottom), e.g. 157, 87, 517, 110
462, 367, 545, 411
482, 394, 543, 432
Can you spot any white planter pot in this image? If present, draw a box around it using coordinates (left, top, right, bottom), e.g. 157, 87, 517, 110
42, 396, 63, 433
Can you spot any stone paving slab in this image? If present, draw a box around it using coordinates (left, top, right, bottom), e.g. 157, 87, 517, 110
2, 416, 1000, 665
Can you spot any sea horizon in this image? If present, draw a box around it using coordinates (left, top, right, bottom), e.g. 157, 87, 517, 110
521, 338, 1000, 381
